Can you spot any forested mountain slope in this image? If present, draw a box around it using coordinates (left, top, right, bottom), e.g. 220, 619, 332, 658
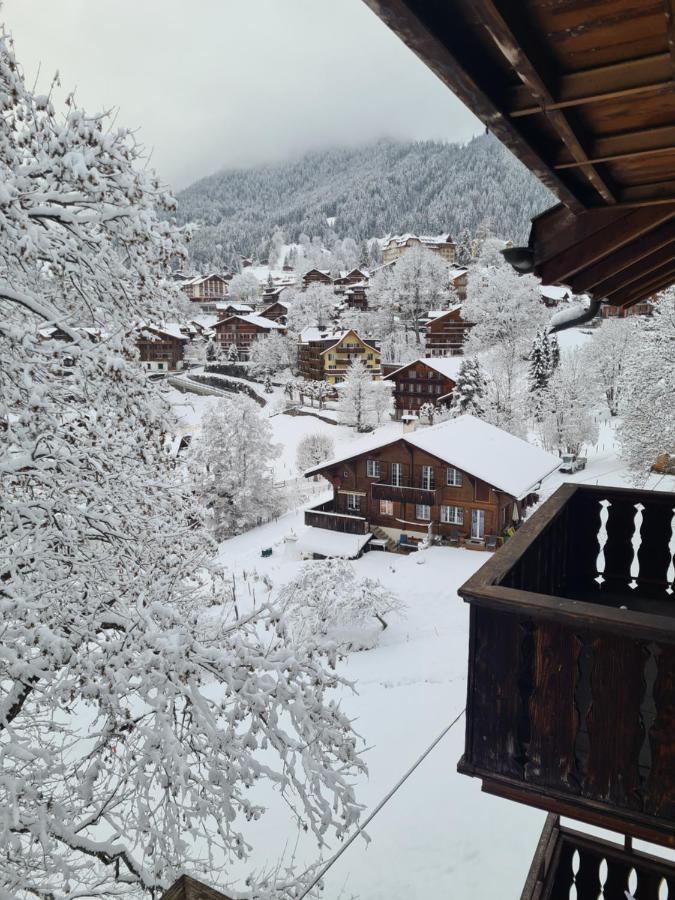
176, 134, 553, 267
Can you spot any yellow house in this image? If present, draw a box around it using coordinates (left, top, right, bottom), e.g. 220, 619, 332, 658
297, 327, 380, 384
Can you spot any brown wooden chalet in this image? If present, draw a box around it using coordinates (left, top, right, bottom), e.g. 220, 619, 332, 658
213, 313, 286, 360
304, 415, 558, 550
424, 305, 473, 357
364, 0, 675, 891
259, 300, 289, 324
333, 267, 370, 291
383, 356, 463, 419
161, 876, 233, 900
342, 283, 369, 310
297, 327, 381, 383
136, 324, 187, 372
302, 268, 332, 288
181, 274, 229, 305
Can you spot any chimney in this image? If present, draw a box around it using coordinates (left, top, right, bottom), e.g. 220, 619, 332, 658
402, 413, 418, 433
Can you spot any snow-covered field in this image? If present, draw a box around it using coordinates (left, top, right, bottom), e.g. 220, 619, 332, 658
164, 350, 673, 900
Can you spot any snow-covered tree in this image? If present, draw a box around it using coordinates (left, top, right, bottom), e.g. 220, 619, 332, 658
581, 318, 637, 416
0, 33, 364, 900
227, 342, 240, 362
454, 227, 474, 265
379, 329, 418, 365
264, 374, 273, 393
296, 432, 335, 473
190, 397, 281, 537
387, 245, 450, 343
537, 350, 598, 456
464, 248, 546, 434
528, 328, 557, 419
267, 226, 286, 268
248, 330, 297, 377
448, 358, 486, 417
205, 337, 219, 363
278, 560, 404, 648
228, 269, 260, 303
418, 401, 436, 425
619, 290, 675, 474
286, 283, 337, 331
337, 360, 391, 431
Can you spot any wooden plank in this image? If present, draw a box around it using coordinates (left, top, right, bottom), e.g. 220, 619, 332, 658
518, 814, 560, 900
604, 261, 675, 306
647, 644, 675, 821
360, 0, 586, 212
590, 239, 675, 297
469, 0, 615, 204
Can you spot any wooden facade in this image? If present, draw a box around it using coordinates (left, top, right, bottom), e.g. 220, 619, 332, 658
213, 315, 285, 360
302, 268, 332, 288
333, 268, 369, 291
297, 329, 380, 384
383, 358, 459, 418
259, 300, 289, 324
182, 274, 229, 303
306, 438, 534, 546
342, 283, 368, 310
424, 306, 473, 357
137, 326, 187, 372
161, 875, 233, 900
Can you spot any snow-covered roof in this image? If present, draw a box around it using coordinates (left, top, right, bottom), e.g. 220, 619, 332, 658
184, 272, 229, 286
306, 415, 560, 499
299, 326, 346, 343
214, 314, 286, 331
384, 232, 453, 248
426, 304, 462, 321
297, 527, 372, 559
303, 268, 331, 277
384, 357, 464, 382
541, 285, 572, 302
138, 322, 188, 341
216, 302, 254, 312
448, 267, 468, 280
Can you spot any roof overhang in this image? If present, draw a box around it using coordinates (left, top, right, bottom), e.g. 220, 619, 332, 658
361, 0, 675, 309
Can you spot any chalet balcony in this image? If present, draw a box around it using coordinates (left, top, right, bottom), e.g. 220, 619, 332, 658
371, 482, 437, 505
458, 484, 675, 846
304, 500, 369, 534
521, 814, 675, 900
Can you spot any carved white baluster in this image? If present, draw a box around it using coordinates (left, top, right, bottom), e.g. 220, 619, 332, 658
570, 848, 580, 900
595, 500, 611, 586
666, 508, 675, 596
629, 502, 645, 590
598, 857, 608, 899
627, 867, 638, 899
658, 876, 669, 900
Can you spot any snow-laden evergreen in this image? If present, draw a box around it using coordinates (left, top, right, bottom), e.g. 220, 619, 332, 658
177, 135, 552, 268
449, 358, 487, 418
337, 360, 394, 431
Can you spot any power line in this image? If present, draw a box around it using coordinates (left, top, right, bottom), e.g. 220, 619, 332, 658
295, 706, 466, 900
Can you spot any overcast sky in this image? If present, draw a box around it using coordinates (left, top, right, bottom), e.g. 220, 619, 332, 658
4, 0, 481, 191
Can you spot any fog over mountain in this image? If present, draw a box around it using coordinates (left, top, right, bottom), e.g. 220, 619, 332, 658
176, 134, 553, 268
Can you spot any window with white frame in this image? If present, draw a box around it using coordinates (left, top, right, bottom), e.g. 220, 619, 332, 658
441, 505, 464, 525
391, 462, 403, 486
416, 504, 431, 521
421, 465, 435, 490
346, 493, 360, 512
379, 499, 394, 516
367, 459, 380, 478
447, 467, 463, 486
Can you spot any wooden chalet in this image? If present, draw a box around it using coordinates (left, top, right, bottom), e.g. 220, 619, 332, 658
304, 415, 557, 550
181, 274, 229, 306
213, 313, 286, 360
383, 357, 463, 419
261, 283, 288, 305
259, 299, 289, 324
333, 267, 370, 292
601, 298, 655, 318
342, 283, 369, 310
137, 324, 187, 372
302, 268, 333, 288
364, 0, 675, 891
297, 327, 380, 383
448, 265, 468, 301
161, 875, 233, 900
424, 305, 473, 357
214, 302, 255, 319
382, 232, 455, 265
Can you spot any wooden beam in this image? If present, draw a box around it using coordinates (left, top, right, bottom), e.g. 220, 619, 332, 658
360, 0, 586, 213
569, 219, 675, 292
554, 143, 675, 170
617, 179, 675, 206
604, 261, 675, 307
509, 52, 674, 116
469, 0, 615, 204
561, 124, 675, 167
589, 240, 675, 297
665, 0, 675, 79
536, 206, 675, 284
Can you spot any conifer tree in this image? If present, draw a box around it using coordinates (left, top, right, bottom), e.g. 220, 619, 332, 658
450, 357, 487, 417
227, 342, 240, 362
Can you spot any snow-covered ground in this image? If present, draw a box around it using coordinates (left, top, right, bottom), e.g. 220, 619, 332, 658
165, 354, 673, 900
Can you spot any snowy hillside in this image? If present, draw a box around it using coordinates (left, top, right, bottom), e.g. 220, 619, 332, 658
176, 134, 553, 267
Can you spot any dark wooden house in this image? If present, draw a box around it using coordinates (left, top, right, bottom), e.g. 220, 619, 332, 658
304, 415, 558, 548
181, 274, 229, 305
365, 0, 675, 891
213, 314, 286, 360
342, 283, 369, 310
383, 357, 463, 419
136, 325, 187, 372
424, 306, 473, 357
259, 300, 289, 324
333, 268, 370, 292
302, 268, 332, 288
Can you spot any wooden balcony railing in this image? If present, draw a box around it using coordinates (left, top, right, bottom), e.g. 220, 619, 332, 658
459, 484, 675, 846
371, 482, 437, 505
305, 501, 369, 534
521, 814, 675, 900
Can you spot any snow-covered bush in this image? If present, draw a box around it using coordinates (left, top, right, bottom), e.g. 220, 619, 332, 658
337, 360, 393, 430
0, 34, 364, 897
248, 330, 297, 377
278, 559, 405, 649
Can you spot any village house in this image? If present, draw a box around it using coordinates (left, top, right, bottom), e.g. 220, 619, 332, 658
261, 283, 288, 305
302, 268, 333, 288
600, 298, 655, 318
448, 265, 468, 300
214, 302, 255, 318
259, 300, 289, 324
342, 282, 369, 310
303, 415, 559, 552
213, 313, 286, 360
333, 268, 369, 292
424, 305, 473, 356
383, 357, 463, 419
297, 327, 380, 384
136, 324, 188, 372
382, 232, 455, 265
181, 274, 230, 309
